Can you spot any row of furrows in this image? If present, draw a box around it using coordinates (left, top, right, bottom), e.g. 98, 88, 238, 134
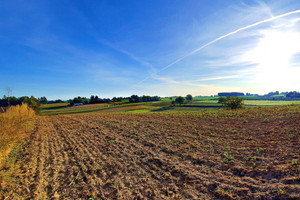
65, 115, 267, 199
50, 116, 109, 199
55, 116, 188, 199
95, 113, 299, 164
73, 114, 300, 199
52, 116, 170, 199
60, 116, 210, 198
10, 117, 48, 199
43, 116, 73, 199
10, 113, 298, 199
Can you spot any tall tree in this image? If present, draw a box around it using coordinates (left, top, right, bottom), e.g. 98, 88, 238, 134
39, 96, 48, 104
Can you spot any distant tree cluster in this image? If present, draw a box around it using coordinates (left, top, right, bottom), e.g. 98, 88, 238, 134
111, 97, 128, 102
218, 92, 244, 97
69, 96, 89, 106
264, 91, 279, 97
286, 91, 300, 98
171, 95, 193, 106
68, 94, 160, 106
38, 96, 48, 104
90, 95, 110, 104
0, 96, 40, 111
128, 95, 160, 103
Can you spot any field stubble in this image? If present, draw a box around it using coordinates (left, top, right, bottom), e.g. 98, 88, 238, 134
1, 106, 299, 199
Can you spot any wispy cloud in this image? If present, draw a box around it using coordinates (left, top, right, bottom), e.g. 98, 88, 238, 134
194, 75, 241, 82
95, 38, 156, 73
159, 9, 300, 71
69, 6, 156, 73
138, 7, 300, 85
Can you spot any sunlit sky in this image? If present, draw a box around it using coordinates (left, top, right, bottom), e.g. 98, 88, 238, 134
1, 0, 300, 99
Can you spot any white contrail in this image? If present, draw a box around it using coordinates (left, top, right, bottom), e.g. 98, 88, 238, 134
138, 9, 300, 84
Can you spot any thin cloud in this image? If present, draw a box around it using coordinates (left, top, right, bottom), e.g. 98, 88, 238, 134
151, 74, 214, 88
96, 38, 156, 72
70, 5, 156, 73
195, 75, 241, 82
139, 9, 300, 84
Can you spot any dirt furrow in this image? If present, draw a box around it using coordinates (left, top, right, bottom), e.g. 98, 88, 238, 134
2, 106, 299, 199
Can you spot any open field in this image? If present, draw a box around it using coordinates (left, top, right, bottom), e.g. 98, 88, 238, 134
39, 102, 171, 115
192, 100, 300, 106
39, 99, 300, 115
1, 105, 299, 199
244, 100, 300, 106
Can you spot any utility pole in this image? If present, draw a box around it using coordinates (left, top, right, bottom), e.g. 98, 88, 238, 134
5, 87, 12, 107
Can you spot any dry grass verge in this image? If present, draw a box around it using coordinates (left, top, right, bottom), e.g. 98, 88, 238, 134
0, 103, 36, 166
0, 104, 36, 196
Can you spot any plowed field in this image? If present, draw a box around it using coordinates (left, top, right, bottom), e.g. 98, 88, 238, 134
1, 106, 299, 199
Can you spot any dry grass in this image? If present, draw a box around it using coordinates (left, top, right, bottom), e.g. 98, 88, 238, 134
0, 103, 36, 166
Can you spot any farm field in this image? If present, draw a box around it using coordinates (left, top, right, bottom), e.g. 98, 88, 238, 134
39, 102, 172, 115
1, 106, 299, 199
39, 99, 300, 115
244, 100, 300, 106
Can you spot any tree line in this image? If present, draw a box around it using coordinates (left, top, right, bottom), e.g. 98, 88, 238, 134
286, 91, 300, 98
170, 94, 193, 105
68, 95, 161, 106
0, 96, 40, 111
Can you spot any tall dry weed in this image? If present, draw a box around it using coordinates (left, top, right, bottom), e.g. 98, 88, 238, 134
0, 103, 36, 165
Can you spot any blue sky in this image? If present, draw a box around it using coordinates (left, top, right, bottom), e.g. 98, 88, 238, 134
1, 0, 300, 99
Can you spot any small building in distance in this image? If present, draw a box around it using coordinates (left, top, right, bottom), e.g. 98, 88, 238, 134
218, 92, 245, 97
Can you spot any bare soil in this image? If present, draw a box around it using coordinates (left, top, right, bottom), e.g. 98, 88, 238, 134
1, 106, 299, 199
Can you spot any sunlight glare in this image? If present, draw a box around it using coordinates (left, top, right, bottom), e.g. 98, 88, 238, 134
246, 30, 300, 91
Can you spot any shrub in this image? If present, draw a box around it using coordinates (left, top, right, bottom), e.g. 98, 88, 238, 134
186, 94, 193, 102
219, 96, 244, 109
175, 96, 185, 105
218, 97, 227, 104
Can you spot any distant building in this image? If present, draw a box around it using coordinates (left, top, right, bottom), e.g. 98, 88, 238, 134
74, 103, 83, 106
218, 92, 244, 97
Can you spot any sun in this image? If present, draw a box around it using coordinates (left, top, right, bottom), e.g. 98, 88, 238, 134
246, 29, 300, 92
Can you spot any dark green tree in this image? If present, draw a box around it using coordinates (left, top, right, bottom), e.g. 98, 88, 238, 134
54, 99, 63, 103
94, 96, 100, 103
222, 96, 244, 109
20, 96, 41, 111
129, 95, 140, 103
90, 95, 95, 104
218, 97, 227, 104
186, 94, 192, 102
175, 96, 185, 105
39, 96, 48, 104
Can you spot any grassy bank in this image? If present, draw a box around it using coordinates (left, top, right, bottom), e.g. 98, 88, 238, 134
0, 104, 36, 166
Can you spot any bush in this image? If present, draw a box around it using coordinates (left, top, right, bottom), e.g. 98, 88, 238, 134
175, 96, 185, 105
186, 94, 192, 102
219, 96, 244, 109
218, 97, 227, 104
